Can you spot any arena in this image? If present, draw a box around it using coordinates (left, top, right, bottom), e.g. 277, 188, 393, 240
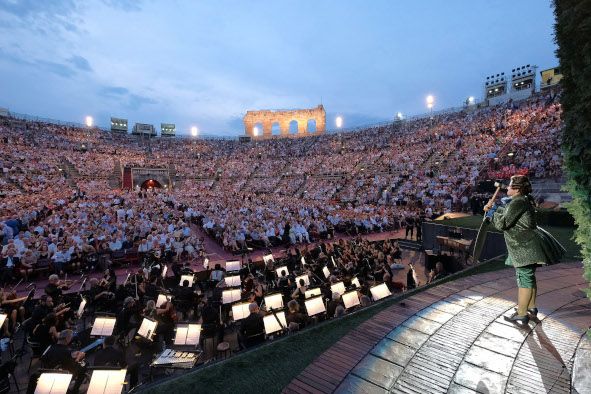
0, 1, 589, 394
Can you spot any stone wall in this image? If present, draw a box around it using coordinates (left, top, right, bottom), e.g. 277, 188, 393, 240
243, 105, 326, 138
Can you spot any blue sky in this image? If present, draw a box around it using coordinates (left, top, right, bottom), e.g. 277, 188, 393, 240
0, 0, 557, 136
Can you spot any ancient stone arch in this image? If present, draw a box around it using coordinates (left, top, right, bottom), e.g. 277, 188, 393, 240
243, 105, 326, 138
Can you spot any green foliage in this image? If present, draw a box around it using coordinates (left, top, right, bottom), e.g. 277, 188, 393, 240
554, 0, 591, 297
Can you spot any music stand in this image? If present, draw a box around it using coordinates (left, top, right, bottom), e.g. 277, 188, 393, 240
174, 323, 201, 346
90, 316, 116, 337
179, 274, 194, 287
342, 290, 360, 309
275, 266, 289, 277
370, 283, 391, 301
0, 313, 7, 328
322, 266, 330, 278
330, 281, 346, 296
156, 294, 172, 308
137, 317, 158, 341
34, 371, 73, 394
76, 297, 87, 318
304, 296, 326, 316
225, 260, 241, 272
264, 293, 283, 310
161, 265, 168, 278
351, 277, 361, 289
263, 253, 275, 265
87, 368, 127, 394
305, 288, 322, 299
263, 312, 287, 335
222, 289, 241, 304
224, 275, 241, 287
231, 302, 251, 321
295, 274, 310, 288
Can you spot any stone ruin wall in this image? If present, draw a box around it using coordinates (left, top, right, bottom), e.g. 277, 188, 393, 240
243, 105, 326, 138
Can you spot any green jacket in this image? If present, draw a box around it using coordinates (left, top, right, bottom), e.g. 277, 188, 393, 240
492, 195, 565, 268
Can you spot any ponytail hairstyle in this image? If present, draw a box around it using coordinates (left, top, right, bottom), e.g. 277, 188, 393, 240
509, 175, 536, 206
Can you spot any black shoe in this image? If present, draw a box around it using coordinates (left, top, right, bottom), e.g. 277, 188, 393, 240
513, 307, 538, 317
504, 312, 529, 325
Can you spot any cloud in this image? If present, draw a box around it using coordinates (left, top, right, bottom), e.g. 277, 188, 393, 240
67, 55, 92, 72
98, 85, 157, 110
101, 0, 145, 12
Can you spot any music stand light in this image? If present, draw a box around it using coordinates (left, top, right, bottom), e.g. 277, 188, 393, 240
222, 289, 241, 304
305, 288, 322, 299
87, 369, 127, 394
156, 294, 172, 308
90, 316, 116, 337
263, 312, 287, 335
322, 266, 330, 278
34, 371, 73, 394
179, 274, 194, 287
137, 317, 158, 341
231, 302, 251, 321
275, 266, 289, 277
342, 290, 360, 309
224, 275, 241, 287
370, 283, 391, 301
331, 281, 346, 296
174, 323, 201, 346
225, 260, 241, 272
304, 296, 326, 316
295, 274, 310, 288
264, 293, 283, 310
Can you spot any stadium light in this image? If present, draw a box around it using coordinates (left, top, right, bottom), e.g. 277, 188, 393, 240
468, 96, 475, 104
426, 95, 434, 109
396, 112, 403, 120
85, 116, 93, 127
335, 116, 343, 129
191, 126, 198, 137
253, 126, 259, 137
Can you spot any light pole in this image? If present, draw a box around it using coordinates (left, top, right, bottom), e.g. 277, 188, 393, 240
85, 116, 93, 128
335, 116, 343, 130
191, 126, 198, 137
426, 95, 434, 115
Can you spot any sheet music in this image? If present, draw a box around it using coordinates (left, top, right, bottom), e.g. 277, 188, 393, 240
173, 324, 201, 345
301, 257, 306, 266
77, 298, 87, 317
222, 289, 241, 304
179, 274, 194, 287
162, 265, 168, 278
0, 314, 7, 328
305, 288, 321, 298
264, 293, 283, 310
231, 303, 251, 321
351, 277, 361, 288
304, 296, 326, 316
263, 311, 287, 335
323, 266, 330, 278
342, 290, 360, 309
275, 266, 289, 276
224, 275, 241, 287
295, 274, 310, 288
90, 317, 116, 336
263, 254, 274, 264
87, 369, 126, 394
370, 283, 391, 301
156, 294, 172, 308
137, 318, 158, 340
174, 327, 188, 345
331, 282, 346, 295
35, 372, 73, 394
225, 260, 240, 271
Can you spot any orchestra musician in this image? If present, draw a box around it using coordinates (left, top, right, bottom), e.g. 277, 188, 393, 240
37, 329, 86, 394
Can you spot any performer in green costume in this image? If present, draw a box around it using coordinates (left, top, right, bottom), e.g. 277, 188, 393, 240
484, 175, 565, 325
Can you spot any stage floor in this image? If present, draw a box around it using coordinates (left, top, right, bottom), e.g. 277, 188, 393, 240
284, 263, 590, 394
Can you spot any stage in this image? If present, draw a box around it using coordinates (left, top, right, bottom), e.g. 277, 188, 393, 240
284, 263, 590, 393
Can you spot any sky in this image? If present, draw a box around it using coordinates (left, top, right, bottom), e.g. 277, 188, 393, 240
0, 0, 558, 136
